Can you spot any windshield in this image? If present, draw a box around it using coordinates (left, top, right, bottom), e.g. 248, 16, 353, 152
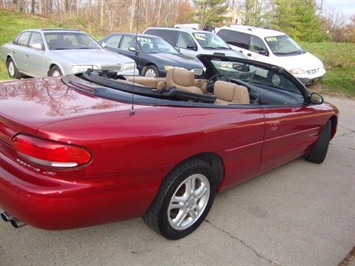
137, 36, 178, 54
265, 35, 305, 56
192, 32, 230, 49
209, 57, 303, 97
45, 32, 102, 50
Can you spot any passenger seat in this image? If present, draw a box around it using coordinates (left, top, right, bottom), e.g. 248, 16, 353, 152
165, 68, 202, 94
214, 80, 249, 104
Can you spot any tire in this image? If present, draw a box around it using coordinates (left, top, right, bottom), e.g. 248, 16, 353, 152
142, 65, 159, 77
143, 158, 218, 240
267, 71, 283, 87
6, 58, 22, 79
306, 120, 332, 163
49, 66, 63, 77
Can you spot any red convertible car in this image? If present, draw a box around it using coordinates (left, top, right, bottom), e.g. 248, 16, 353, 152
0, 54, 338, 240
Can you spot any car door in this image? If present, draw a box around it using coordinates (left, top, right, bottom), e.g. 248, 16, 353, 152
218, 108, 265, 189
10, 31, 32, 73
117, 35, 144, 69
175, 32, 198, 58
104, 34, 141, 68
25, 32, 46, 77
102, 33, 123, 53
259, 82, 322, 172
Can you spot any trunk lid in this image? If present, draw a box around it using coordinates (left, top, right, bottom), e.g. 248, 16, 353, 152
0, 77, 131, 144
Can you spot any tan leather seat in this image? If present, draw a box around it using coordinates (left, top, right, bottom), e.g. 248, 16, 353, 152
214, 80, 250, 104
165, 68, 202, 94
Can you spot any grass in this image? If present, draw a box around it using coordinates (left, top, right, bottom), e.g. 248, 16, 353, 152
0, 9, 354, 98
301, 42, 355, 98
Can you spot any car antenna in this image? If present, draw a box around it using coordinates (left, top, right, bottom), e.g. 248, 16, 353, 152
130, 1, 140, 116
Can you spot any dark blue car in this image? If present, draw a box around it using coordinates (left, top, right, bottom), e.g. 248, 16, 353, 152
99, 33, 204, 77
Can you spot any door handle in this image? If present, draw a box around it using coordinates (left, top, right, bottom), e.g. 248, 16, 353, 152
268, 121, 280, 130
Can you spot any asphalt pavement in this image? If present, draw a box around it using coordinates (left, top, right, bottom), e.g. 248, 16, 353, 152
0, 96, 354, 266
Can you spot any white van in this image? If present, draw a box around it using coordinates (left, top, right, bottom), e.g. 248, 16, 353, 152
217, 25, 326, 85
143, 27, 246, 59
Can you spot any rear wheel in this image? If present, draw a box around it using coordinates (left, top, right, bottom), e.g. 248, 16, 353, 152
306, 120, 332, 163
143, 158, 217, 240
6, 58, 22, 79
49, 65, 63, 77
142, 65, 158, 77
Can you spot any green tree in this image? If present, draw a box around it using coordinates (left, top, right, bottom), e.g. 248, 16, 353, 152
269, 0, 326, 42
292, 0, 326, 42
243, 0, 264, 27
192, 0, 229, 29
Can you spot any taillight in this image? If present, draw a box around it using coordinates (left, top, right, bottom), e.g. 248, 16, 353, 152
12, 134, 92, 168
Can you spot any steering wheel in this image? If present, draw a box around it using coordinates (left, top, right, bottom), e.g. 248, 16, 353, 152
206, 74, 230, 93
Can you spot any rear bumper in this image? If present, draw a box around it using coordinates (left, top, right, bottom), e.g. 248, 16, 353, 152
0, 150, 161, 230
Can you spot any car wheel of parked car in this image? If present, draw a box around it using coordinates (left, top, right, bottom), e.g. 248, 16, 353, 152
143, 158, 217, 239
306, 120, 332, 164
49, 66, 63, 77
267, 72, 284, 87
6, 58, 22, 79
142, 65, 158, 77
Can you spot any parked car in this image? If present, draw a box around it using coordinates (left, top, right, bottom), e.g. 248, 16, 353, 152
216, 25, 326, 86
1, 29, 138, 78
143, 27, 255, 79
0, 54, 338, 240
99, 33, 204, 77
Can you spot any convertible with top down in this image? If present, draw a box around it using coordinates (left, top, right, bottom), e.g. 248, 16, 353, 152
0, 54, 338, 240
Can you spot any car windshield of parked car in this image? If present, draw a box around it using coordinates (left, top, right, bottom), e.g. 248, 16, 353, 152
45, 32, 102, 50
137, 36, 178, 54
192, 32, 230, 49
265, 35, 305, 56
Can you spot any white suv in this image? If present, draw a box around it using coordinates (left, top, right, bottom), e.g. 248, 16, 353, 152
217, 25, 326, 85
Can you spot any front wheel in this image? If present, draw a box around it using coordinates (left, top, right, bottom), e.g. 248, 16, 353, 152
306, 120, 332, 163
143, 158, 217, 240
49, 65, 63, 77
142, 65, 158, 77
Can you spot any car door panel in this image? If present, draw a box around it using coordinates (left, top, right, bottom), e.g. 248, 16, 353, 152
175, 32, 197, 58
11, 37, 30, 73
24, 32, 46, 77
260, 106, 322, 171
217, 109, 265, 190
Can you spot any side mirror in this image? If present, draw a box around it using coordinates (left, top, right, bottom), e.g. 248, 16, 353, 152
259, 49, 268, 56
101, 42, 107, 48
31, 43, 43, 50
310, 92, 324, 104
186, 44, 197, 51
128, 46, 138, 52
233, 63, 250, 72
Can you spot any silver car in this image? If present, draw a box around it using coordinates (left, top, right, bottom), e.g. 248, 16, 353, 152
1, 29, 138, 78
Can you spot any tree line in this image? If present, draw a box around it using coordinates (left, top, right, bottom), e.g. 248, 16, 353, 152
1, 0, 354, 42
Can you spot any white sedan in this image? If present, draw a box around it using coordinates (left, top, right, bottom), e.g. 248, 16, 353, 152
1, 29, 138, 78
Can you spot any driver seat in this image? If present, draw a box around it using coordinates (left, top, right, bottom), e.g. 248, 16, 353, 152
165, 68, 202, 94
214, 81, 250, 104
